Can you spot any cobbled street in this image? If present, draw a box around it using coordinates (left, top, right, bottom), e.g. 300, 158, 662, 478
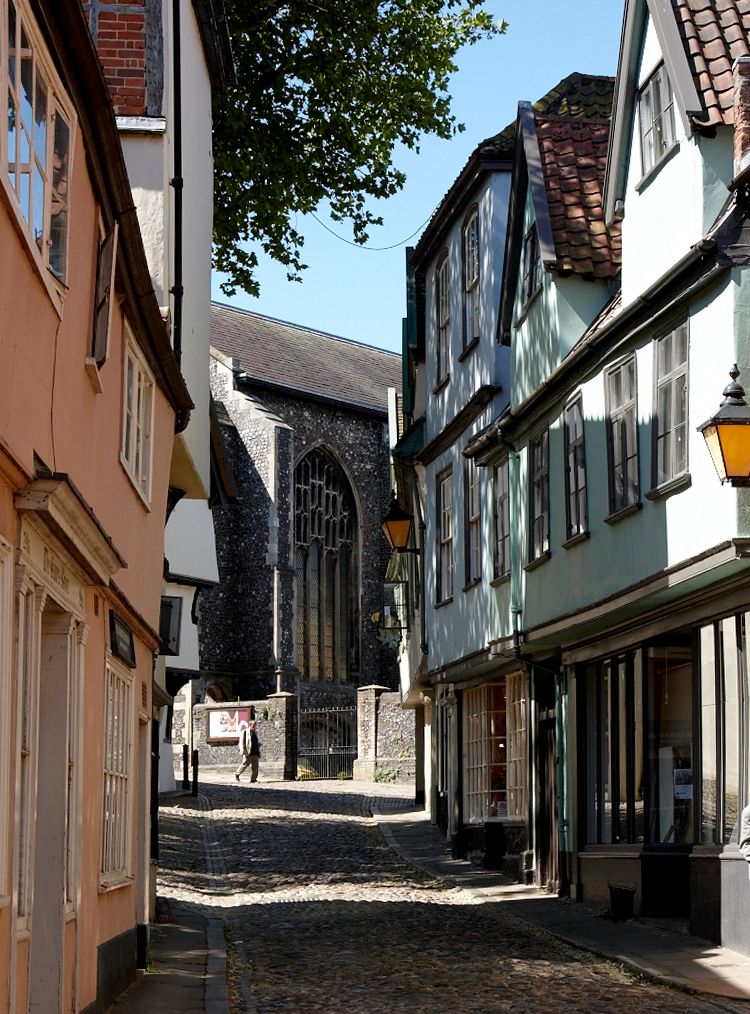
158, 780, 742, 1014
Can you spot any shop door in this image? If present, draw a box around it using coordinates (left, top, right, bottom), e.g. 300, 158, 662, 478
535, 671, 559, 891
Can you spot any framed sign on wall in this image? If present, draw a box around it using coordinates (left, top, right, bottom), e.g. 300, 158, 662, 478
206, 707, 249, 745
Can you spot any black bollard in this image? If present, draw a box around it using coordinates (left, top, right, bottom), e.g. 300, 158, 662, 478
191, 748, 199, 797
182, 743, 189, 790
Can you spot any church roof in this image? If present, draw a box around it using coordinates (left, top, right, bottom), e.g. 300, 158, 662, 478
210, 303, 402, 415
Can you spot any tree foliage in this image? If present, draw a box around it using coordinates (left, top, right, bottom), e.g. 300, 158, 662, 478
213, 0, 506, 296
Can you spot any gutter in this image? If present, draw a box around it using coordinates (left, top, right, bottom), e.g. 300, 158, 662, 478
471, 239, 721, 458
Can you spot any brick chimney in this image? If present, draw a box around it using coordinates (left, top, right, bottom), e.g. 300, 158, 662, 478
82, 0, 148, 117
734, 57, 750, 177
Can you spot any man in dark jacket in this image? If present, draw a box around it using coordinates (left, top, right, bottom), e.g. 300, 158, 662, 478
235, 719, 260, 782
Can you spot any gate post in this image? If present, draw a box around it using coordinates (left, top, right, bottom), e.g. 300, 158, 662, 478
264, 692, 298, 780
353, 684, 390, 781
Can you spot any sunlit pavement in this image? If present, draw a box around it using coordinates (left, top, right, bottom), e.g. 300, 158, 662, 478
158, 779, 746, 1014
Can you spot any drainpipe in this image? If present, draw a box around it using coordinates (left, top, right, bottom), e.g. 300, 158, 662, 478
170, 0, 184, 367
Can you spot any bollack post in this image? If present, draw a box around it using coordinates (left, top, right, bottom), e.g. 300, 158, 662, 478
182, 743, 189, 790
191, 748, 199, 797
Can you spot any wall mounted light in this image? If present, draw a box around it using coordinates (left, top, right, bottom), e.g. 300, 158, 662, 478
698, 365, 750, 487
381, 497, 419, 552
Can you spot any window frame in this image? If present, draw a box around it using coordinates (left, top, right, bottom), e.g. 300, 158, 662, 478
0, 536, 13, 903
462, 207, 479, 351
0, 0, 76, 308
436, 466, 453, 604
435, 252, 450, 386
121, 327, 155, 507
605, 354, 641, 518
639, 62, 677, 178
493, 457, 510, 580
564, 395, 588, 544
521, 222, 541, 309
464, 455, 481, 587
651, 317, 689, 492
100, 655, 135, 890
527, 427, 550, 565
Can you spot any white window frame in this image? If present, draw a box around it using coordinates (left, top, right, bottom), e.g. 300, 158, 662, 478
652, 319, 689, 488
0, 536, 13, 905
436, 253, 450, 384
465, 456, 481, 585
528, 428, 549, 562
463, 209, 479, 348
564, 395, 588, 540
463, 677, 527, 825
493, 458, 510, 579
100, 655, 135, 890
0, 0, 75, 309
606, 355, 640, 514
639, 63, 676, 176
121, 328, 155, 506
436, 468, 453, 603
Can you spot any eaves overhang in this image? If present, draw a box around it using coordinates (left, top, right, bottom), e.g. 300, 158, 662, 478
603, 0, 705, 225
410, 151, 513, 271
236, 374, 389, 420
191, 0, 236, 89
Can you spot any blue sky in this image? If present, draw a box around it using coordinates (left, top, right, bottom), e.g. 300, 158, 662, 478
211, 2, 626, 354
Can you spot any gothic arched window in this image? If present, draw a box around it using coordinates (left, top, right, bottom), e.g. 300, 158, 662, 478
294, 449, 358, 682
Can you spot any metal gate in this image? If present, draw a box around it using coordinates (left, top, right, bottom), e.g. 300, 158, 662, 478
296, 706, 357, 779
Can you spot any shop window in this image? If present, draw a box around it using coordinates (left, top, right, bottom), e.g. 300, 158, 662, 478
2, 0, 73, 285
653, 320, 688, 488
463, 676, 527, 824
585, 652, 644, 844
699, 616, 750, 845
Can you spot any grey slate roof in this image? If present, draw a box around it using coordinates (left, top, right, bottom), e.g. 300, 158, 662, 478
210, 302, 402, 414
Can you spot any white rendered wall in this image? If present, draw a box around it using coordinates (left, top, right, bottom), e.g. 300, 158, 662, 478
165, 498, 220, 582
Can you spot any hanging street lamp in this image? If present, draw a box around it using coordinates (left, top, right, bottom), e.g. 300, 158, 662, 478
381, 497, 418, 552
698, 365, 750, 487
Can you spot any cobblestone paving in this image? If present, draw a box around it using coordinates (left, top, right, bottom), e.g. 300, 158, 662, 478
158, 781, 743, 1014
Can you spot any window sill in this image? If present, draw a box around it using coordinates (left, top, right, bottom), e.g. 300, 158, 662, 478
458, 337, 479, 363
512, 285, 542, 329
604, 502, 642, 526
85, 357, 104, 394
120, 454, 152, 511
490, 573, 510, 588
434, 596, 453, 609
484, 816, 526, 825
635, 140, 680, 193
462, 577, 481, 593
433, 374, 450, 396
524, 550, 550, 573
645, 472, 691, 502
562, 530, 590, 550
99, 874, 135, 894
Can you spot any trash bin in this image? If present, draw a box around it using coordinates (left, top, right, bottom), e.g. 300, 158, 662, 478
608, 882, 636, 921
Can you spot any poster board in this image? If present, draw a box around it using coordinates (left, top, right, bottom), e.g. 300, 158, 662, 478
206, 707, 249, 745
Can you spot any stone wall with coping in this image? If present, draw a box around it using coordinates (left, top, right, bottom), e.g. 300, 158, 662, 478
353, 686, 415, 785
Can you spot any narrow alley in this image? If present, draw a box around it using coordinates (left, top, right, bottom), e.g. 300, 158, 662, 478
147, 781, 746, 1014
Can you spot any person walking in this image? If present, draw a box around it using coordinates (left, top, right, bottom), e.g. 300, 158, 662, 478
235, 719, 260, 783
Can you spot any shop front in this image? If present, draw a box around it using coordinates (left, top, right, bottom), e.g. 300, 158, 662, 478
573, 612, 750, 952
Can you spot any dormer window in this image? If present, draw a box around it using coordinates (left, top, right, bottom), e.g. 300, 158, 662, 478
639, 64, 675, 175
436, 253, 450, 384
463, 209, 479, 348
521, 223, 541, 308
